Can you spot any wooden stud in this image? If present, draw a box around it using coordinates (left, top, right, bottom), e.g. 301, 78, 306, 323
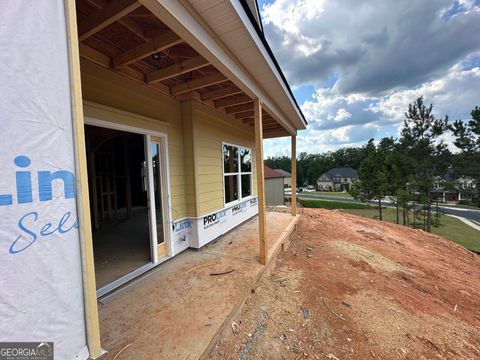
225, 102, 253, 115
254, 99, 267, 265
201, 86, 242, 101
113, 30, 182, 68
78, 0, 141, 41
65, 0, 102, 357
146, 56, 209, 84
215, 94, 252, 108
291, 135, 297, 216
171, 72, 228, 95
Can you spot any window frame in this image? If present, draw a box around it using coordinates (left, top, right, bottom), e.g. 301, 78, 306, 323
222, 142, 253, 206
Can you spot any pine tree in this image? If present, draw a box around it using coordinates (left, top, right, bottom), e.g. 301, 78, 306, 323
350, 139, 389, 220
400, 96, 448, 232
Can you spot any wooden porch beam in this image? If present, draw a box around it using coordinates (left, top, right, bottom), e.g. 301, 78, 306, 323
243, 117, 280, 127
225, 103, 253, 115
171, 72, 228, 95
78, 0, 141, 41
215, 94, 251, 108
262, 124, 283, 130
291, 135, 297, 216
263, 129, 291, 138
113, 30, 182, 68
146, 56, 209, 84
201, 86, 242, 101
254, 99, 267, 265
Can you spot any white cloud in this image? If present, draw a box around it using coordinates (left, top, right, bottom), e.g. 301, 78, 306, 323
370, 65, 480, 124
264, 63, 480, 157
260, 0, 480, 156
261, 0, 480, 94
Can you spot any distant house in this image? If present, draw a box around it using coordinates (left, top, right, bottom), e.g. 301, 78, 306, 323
274, 169, 292, 188
265, 166, 286, 205
431, 167, 477, 203
317, 167, 358, 192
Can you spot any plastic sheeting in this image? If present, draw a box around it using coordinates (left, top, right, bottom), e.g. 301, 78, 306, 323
0, 1, 88, 359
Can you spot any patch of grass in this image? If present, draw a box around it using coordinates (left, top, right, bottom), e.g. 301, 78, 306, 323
300, 199, 372, 210
310, 191, 353, 198
342, 207, 480, 253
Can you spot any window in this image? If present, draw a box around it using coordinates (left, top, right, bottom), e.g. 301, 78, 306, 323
223, 144, 252, 204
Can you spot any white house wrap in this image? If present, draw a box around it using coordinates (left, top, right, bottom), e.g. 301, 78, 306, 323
0, 1, 88, 359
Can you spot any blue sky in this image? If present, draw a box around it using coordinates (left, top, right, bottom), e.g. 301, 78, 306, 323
258, 0, 480, 157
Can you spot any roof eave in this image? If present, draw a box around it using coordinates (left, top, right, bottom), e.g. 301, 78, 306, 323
232, 0, 307, 130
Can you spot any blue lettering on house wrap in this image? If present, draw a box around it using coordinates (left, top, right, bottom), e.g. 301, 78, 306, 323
0, 155, 76, 205
0, 156, 78, 254
9, 211, 79, 254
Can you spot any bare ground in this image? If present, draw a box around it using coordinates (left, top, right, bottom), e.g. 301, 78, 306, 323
208, 208, 480, 360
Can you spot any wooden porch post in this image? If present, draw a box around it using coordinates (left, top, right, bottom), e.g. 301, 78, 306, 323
254, 99, 267, 265
291, 135, 297, 216
65, 0, 102, 357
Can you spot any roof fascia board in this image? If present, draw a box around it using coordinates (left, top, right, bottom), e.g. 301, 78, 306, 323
138, 0, 296, 135
229, 0, 307, 128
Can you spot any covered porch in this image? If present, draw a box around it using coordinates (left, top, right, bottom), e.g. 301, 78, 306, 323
71, 0, 305, 357
96, 211, 299, 359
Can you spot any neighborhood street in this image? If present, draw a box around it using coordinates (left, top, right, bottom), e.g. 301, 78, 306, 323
292, 193, 480, 223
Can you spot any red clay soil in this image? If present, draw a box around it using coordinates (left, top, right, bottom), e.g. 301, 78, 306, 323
208, 208, 480, 360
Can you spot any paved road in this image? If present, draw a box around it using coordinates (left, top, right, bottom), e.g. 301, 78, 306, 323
288, 193, 480, 223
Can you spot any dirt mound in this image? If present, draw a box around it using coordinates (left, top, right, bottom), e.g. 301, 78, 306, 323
209, 208, 480, 360
329, 241, 406, 273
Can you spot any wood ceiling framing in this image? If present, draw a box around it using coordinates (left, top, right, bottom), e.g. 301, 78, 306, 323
75, 0, 288, 135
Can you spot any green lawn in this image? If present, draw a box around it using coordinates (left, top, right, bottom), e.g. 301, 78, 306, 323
299, 199, 372, 210
341, 207, 480, 253
309, 191, 353, 198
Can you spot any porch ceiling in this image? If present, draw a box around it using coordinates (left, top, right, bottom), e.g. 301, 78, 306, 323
75, 0, 291, 137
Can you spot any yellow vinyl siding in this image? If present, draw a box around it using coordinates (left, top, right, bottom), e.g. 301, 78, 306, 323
80, 60, 188, 218
80, 61, 259, 220
190, 101, 258, 215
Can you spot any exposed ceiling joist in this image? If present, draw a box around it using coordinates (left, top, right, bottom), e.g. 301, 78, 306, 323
79, 0, 141, 41
215, 94, 251, 108
201, 86, 242, 101
146, 56, 209, 84
79, 43, 111, 68
79, 44, 170, 94
235, 110, 253, 119
225, 103, 253, 115
113, 30, 182, 68
85, 0, 146, 39
171, 73, 228, 95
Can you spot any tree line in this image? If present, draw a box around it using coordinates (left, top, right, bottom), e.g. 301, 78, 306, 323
265, 97, 480, 233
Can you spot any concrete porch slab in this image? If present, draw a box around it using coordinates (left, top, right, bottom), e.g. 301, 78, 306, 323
97, 211, 299, 360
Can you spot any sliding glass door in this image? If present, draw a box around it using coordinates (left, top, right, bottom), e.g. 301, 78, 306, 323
146, 136, 168, 262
